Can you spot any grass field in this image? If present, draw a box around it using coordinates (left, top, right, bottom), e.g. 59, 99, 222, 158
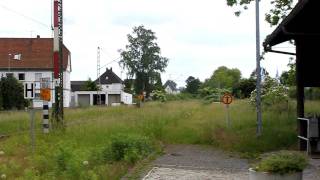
0, 99, 315, 179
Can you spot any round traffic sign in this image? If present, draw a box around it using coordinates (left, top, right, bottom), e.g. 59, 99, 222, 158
221, 93, 233, 105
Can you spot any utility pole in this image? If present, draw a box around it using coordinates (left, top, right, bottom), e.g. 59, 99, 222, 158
97, 47, 101, 105
255, 0, 262, 136
53, 0, 64, 127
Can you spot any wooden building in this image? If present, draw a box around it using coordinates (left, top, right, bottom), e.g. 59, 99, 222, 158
264, 0, 320, 151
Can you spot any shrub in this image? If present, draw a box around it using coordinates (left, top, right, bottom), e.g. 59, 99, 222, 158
104, 134, 153, 164
253, 151, 308, 174
0, 76, 25, 110
152, 90, 167, 102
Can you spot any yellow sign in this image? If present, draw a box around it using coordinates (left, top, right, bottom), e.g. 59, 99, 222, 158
221, 93, 233, 105
40, 88, 51, 101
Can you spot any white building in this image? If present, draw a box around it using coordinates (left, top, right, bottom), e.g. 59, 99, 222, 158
164, 80, 180, 94
71, 68, 132, 107
0, 37, 72, 108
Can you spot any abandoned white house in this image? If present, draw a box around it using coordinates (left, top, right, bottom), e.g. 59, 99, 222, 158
71, 68, 132, 107
0, 37, 72, 108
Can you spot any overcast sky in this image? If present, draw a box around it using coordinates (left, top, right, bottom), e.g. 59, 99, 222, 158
0, 0, 296, 87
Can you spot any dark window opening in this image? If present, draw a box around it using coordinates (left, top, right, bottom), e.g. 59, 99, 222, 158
18, 73, 25, 80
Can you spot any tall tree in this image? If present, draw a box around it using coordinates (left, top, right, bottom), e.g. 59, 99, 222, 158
185, 76, 201, 94
280, 59, 296, 86
226, 0, 294, 25
119, 25, 169, 97
204, 66, 241, 89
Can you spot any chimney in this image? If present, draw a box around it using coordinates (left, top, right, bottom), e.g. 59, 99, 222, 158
37, 35, 40, 38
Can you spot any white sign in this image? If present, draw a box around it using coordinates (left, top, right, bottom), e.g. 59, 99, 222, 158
24, 83, 35, 99
40, 77, 51, 89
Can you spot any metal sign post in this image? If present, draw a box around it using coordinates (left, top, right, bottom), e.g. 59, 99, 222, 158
29, 101, 35, 155
221, 93, 233, 128
40, 78, 51, 133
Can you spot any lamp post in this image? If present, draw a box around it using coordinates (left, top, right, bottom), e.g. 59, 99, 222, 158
255, 0, 262, 136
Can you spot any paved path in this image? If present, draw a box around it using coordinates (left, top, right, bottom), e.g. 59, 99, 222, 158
143, 145, 249, 180
142, 145, 320, 180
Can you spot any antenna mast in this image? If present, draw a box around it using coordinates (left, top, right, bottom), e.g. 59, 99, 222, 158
97, 47, 101, 105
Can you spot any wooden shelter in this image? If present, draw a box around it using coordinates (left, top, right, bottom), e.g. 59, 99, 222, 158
264, 0, 320, 151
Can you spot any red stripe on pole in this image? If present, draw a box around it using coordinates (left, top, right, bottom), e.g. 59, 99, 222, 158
54, 1, 59, 27
53, 52, 59, 78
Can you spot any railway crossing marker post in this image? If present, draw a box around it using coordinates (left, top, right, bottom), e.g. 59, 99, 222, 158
221, 93, 233, 128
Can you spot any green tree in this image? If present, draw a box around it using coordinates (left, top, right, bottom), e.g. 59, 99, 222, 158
233, 78, 256, 98
203, 66, 241, 89
280, 59, 295, 86
124, 79, 134, 94
0, 76, 25, 110
226, 0, 294, 26
82, 78, 100, 91
185, 76, 201, 94
119, 25, 169, 97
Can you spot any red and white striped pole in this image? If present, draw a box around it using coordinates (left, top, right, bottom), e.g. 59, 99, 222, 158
53, 0, 64, 123
53, 0, 59, 82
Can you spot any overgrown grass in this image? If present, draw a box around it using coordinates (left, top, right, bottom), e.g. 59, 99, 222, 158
0, 100, 317, 179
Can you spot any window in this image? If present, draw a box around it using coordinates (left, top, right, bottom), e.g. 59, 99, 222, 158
35, 73, 42, 82
6, 73, 13, 78
18, 73, 25, 81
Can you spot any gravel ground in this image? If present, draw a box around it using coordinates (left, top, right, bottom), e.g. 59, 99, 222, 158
142, 145, 320, 180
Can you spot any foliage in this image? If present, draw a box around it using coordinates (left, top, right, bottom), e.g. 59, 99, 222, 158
254, 151, 308, 174
304, 87, 320, 100
250, 76, 289, 110
185, 76, 201, 94
82, 78, 100, 91
119, 25, 168, 97
153, 72, 164, 91
0, 90, 3, 110
123, 79, 134, 94
104, 134, 153, 164
226, 0, 295, 26
199, 87, 230, 103
0, 100, 306, 178
233, 78, 256, 98
203, 66, 241, 90
152, 90, 167, 102
165, 93, 195, 101
280, 58, 296, 86
0, 76, 25, 110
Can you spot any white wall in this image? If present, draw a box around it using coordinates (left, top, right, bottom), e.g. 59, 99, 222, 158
101, 83, 123, 93
121, 92, 132, 105
0, 70, 71, 108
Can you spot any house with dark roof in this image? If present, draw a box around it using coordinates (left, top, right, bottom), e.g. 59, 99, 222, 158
71, 68, 132, 106
164, 80, 180, 94
0, 37, 72, 108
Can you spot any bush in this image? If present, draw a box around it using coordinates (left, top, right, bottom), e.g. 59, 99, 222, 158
253, 151, 308, 174
103, 134, 153, 164
152, 90, 167, 102
166, 93, 195, 101
250, 77, 289, 111
0, 76, 25, 110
